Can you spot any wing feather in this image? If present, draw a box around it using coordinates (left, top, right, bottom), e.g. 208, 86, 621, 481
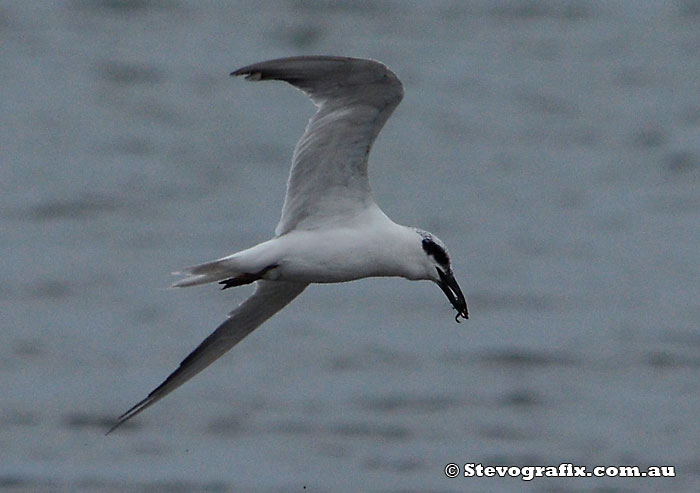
231, 56, 403, 234
107, 281, 307, 433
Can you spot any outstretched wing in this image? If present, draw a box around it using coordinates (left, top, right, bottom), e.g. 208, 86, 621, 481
231, 56, 404, 235
107, 281, 307, 434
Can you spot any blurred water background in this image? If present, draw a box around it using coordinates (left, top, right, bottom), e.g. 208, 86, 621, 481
2, 1, 699, 491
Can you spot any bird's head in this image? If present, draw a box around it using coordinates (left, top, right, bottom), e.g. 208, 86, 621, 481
413, 229, 469, 322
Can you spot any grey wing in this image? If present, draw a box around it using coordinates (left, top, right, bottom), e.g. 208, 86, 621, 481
107, 281, 307, 434
231, 56, 404, 235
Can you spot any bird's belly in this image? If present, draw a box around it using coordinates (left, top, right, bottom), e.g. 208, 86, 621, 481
270, 238, 388, 283
262, 225, 403, 284
273, 256, 378, 283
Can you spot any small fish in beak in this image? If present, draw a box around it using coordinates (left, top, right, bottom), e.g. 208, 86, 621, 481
436, 268, 469, 322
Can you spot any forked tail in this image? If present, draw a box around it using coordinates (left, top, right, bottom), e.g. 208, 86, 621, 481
171, 256, 241, 288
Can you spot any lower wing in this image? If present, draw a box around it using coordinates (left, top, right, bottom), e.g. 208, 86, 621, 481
107, 280, 308, 434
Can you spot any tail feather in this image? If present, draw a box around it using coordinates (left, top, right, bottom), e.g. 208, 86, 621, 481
172, 256, 241, 288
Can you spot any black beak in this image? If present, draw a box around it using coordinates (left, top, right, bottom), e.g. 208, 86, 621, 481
436, 268, 469, 322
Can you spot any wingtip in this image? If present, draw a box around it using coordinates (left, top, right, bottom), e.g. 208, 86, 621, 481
104, 409, 133, 435
230, 69, 262, 81
105, 394, 152, 435
105, 416, 127, 436
105, 422, 119, 436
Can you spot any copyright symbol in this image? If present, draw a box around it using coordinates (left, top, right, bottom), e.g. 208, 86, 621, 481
444, 463, 460, 478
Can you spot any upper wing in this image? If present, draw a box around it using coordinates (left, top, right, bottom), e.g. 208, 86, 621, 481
231, 56, 404, 235
107, 281, 307, 434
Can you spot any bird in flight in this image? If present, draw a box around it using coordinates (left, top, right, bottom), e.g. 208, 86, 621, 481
108, 56, 468, 434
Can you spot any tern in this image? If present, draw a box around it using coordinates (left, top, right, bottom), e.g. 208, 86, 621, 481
108, 56, 468, 434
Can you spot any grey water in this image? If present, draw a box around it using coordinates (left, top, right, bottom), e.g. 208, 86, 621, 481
2, 1, 699, 491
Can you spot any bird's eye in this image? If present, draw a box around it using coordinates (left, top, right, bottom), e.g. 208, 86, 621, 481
421, 238, 450, 267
